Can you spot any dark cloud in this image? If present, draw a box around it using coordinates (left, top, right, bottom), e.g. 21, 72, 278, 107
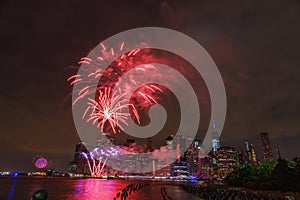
1, 0, 299, 171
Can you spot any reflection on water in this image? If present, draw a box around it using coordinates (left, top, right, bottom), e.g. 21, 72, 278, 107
6, 177, 16, 200
0, 177, 132, 200
66, 178, 122, 200
0, 177, 202, 200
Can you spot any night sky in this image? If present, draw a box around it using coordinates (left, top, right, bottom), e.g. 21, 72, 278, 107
1, 0, 299, 171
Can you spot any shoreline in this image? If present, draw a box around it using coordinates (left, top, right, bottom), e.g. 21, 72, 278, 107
181, 183, 300, 200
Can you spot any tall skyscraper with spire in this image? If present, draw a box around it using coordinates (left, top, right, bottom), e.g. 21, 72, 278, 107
212, 120, 220, 155
260, 132, 273, 162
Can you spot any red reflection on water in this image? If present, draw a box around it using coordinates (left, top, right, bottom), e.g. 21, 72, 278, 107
1, 177, 132, 200
65, 179, 127, 200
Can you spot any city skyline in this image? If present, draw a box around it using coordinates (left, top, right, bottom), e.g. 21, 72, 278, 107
55, 131, 292, 180
1, 0, 300, 172
0, 130, 291, 172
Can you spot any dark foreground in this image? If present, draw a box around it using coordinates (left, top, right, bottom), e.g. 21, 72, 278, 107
181, 184, 298, 200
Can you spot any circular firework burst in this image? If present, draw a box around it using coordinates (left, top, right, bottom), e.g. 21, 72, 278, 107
33, 156, 48, 169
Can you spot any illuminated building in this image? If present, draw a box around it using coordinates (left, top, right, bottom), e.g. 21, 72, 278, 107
68, 142, 90, 174
171, 156, 188, 177
244, 141, 250, 152
175, 135, 187, 156
215, 147, 238, 179
187, 140, 202, 177
250, 144, 257, 163
193, 140, 201, 148
212, 121, 220, 155
191, 140, 202, 162
170, 135, 189, 177
244, 140, 251, 163
200, 155, 213, 180
212, 137, 220, 154
260, 132, 273, 162
243, 140, 258, 164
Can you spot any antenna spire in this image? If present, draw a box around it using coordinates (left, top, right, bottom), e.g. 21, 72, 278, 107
213, 119, 216, 130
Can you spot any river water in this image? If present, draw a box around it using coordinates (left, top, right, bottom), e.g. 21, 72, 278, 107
0, 177, 202, 200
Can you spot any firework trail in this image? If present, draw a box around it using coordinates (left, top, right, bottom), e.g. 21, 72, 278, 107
83, 87, 140, 134
81, 152, 107, 177
68, 42, 163, 133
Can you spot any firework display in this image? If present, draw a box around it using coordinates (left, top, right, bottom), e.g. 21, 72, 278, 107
68, 27, 225, 175
68, 40, 193, 175
33, 156, 48, 169
80, 152, 108, 177
68, 42, 163, 134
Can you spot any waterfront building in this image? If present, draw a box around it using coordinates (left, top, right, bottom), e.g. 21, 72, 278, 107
200, 155, 213, 180
187, 140, 202, 177
215, 147, 238, 179
171, 157, 188, 177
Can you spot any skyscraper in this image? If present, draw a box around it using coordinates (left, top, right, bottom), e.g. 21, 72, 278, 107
250, 144, 257, 163
260, 132, 273, 162
244, 140, 250, 152
187, 140, 202, 177
215, 147, 238, 179
243, 140, 258, 164
244, 140, 251, 163
212, 120, 220, 155
68, 142, 90, 174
